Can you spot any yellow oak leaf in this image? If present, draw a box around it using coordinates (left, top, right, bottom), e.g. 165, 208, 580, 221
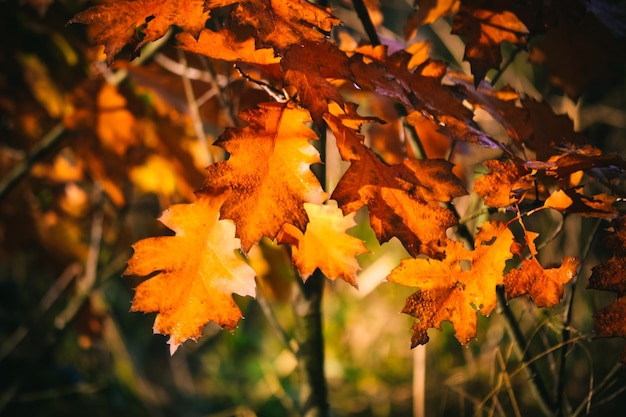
387, 222, 514, 347
124, 193, 256, 354
278, 200, 368, 287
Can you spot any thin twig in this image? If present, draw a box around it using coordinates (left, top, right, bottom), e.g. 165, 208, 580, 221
235, 65, 287, 103
496, 349, 522, 417
0, 122, 65, 202
351, 0, 381, 46
556, 218, 603, 414
496, 287, 557, 415
177, 49, 213, 164
476, 334, 589, 414
55, 190, 104, 329
489, 46, 522, 86
256, 279, 299, 355
199, 56, 239, 127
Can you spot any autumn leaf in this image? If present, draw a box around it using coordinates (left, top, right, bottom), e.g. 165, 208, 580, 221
231, 0, 339, 52
70, 0, 214, 63
176, 29, 280, 65
96, 83, 137, 155
541, 145, 626, 180
124, 193, 256, 354
529, 12, 626, 99
588, 215, 626, 363
283, 41, 351, 124
329, 115, 466, 257
202, 102, 327, 251
387, 221, 514, 347
452, 4, 528, 85
544, 188, 618, 219
504, 231, 579, 307
404, 0, 460, 38
544, 189, 573, 211
473, 159, 532, 207
278, 200, 368, 287
514, 99, 586, 160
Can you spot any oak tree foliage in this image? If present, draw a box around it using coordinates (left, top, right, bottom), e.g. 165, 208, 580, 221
65, 0, 626, 361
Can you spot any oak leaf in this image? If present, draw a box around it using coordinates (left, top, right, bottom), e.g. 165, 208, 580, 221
387, 221, 514, 347
473, 159, 532, 207
231, 0, 339, 52
283, 41, 351, 124
124, 193, 256, 354
588, 216, 626, 363
505, 232, 579, 307
71, 0, 214, 63
529, 12, 626, 99
329, 117, 466, 257
202, 102, 327, 251
278, 200, 368, 287
515, 99, 586, 160
176, 29, 280, 65
544, 188, 618, 219
452, 5, 528, 85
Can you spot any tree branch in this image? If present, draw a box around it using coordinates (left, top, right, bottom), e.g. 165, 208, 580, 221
292, 270, 328, 417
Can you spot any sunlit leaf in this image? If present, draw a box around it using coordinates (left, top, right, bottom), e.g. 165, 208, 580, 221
387, 221, 514, 346
202, 102, 327, 251
124, 193, 256, 354
278, 200, 368, 287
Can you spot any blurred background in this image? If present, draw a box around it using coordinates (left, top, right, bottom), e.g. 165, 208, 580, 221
1, 0, 626, 416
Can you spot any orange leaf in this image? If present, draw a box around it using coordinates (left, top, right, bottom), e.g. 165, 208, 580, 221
387, 221, 514, 347
452, 7, 528, 85
544, 189, 573, 211
232, 0, 339, 52
588, 215, 626, 363
96, 84, 137, 155
71, 0, 215, 63
176, 29, 280, 65
331, 137, 466, 257
544, 188, 618, 219
124, 193, 256, 354
404, 0, 460, 38
504, 256, 579, 307
474, 159, 532, 207
278, 200, 368, 287
202, 102, 327, 251
283, 41, 351, 124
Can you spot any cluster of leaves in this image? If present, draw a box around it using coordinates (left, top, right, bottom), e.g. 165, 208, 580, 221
66, 0, 626, 361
